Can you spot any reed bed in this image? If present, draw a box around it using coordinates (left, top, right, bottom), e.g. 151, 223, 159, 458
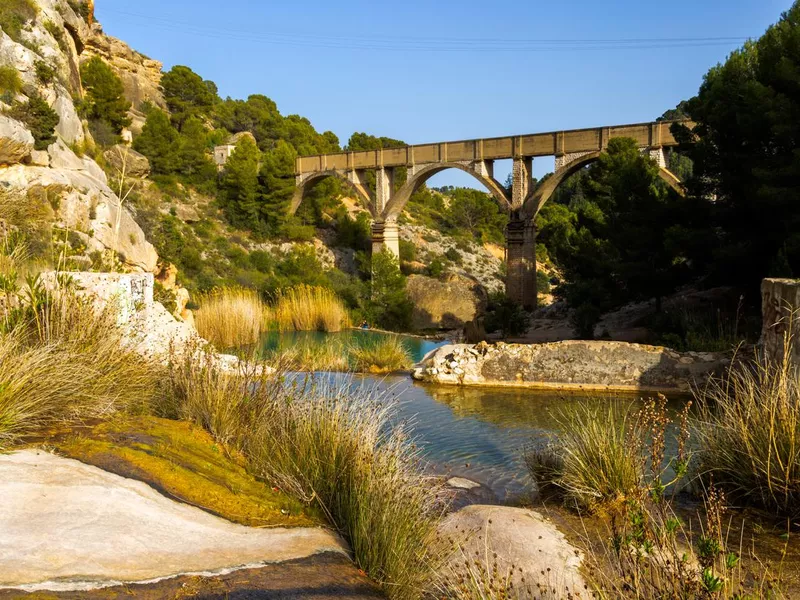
194, 287, 266, 349
349, 335, 412, 373
694, 336, 800, 519
271, 285, 350, 333
164, 353, 444, 600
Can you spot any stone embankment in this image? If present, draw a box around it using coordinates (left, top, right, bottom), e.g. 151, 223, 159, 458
414, 340, 727, 392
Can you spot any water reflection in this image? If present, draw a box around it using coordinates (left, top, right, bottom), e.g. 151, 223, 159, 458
328, 374, 680, 502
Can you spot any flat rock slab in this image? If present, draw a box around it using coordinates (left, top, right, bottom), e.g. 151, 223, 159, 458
0, 450, 347, 592
0, 553, 384, 599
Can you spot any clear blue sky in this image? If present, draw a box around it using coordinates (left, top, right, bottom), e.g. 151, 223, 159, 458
96, 0, 791, 186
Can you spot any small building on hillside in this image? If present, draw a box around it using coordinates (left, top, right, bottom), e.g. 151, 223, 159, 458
213, 131, 258, 171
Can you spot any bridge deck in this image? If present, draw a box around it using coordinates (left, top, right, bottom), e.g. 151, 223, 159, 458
296, 120, 690, 175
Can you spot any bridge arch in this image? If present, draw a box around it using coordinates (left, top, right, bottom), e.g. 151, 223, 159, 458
290, 170, 375, 218
382, 162, 511, 221
520, 151, 686, 219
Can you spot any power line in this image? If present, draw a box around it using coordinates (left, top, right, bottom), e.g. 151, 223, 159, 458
100, 8, 751, 53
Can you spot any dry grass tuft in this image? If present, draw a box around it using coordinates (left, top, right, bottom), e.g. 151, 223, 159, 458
0, 285, 160, 449
694, 334, 800, 519
164, 353, 444, 600
271, 285, 351, 333
194, 287, 266, 349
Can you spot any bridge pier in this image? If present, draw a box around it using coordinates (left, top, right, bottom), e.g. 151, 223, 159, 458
371, 220, 400, 259
505, 216, 537, 310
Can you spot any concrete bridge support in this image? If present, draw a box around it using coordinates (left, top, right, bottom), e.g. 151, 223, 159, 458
371, 220, 400, 259
505, 216, 537, 310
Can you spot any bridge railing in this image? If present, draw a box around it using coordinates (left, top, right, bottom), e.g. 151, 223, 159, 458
296, 120, 693, 175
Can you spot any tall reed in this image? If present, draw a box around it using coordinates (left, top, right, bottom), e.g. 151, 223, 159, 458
271, 285, 351, 333
694, 335, 800, 518
349, 335, 412, 373
164, 354, 443, 600
194, 287, 266, 349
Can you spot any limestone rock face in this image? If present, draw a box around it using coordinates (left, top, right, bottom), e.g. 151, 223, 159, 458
0, 116, 34, 165
84, 24, 166, 134
0, 1, 159, 273
2, 159, 157, 272
438, 505, 586, 599
407, 273, 488, 331
103, 144, 151, 178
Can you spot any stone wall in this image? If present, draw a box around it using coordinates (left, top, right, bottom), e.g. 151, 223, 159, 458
414, 340, 727, 393
761, 278, 800, 366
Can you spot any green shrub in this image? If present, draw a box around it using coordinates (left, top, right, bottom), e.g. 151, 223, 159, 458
34, 60, 56, 85
0, 0, 37, 43
6, 95, 59, 150
444, 247, 462, 264
80, 56, 131, 136
399, 239, 416, 263
428, 258, 444, 278
484, 293, 530, 338
0, 66, 23, 100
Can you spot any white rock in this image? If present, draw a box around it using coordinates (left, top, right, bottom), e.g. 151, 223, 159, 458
438, 505, 586, 599
0, 116, 34, 164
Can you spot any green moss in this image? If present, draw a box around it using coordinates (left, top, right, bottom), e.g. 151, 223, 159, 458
54, 415, 322, 528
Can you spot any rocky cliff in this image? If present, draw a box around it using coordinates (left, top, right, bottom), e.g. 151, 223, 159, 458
0, 0, 158, 272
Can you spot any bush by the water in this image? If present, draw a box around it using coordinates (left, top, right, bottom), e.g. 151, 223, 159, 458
695, 337, 800, 519
194, 287, 266, 348
270, 284, 350, 333
163, 353, 443, 599
349, 335, 412, 373
0, 282, 159, 449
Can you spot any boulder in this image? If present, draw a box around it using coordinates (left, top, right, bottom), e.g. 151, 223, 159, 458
438, 505, 586, 599
103, 144, 150, 178
415, 340, 728, 392
0, 116, 34, 165
407, 273, 488, 331
26, 149, 50, 167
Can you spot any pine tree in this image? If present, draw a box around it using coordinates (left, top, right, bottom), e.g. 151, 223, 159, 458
220, 137, 261, 231
80, 56, 131, 134
133, 109, 179, 174
258, 140, 297, 235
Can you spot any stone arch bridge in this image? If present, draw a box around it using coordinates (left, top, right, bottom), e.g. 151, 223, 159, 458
293, 121, 690, 309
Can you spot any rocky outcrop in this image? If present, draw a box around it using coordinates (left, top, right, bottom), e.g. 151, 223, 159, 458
414, 340, 728, 392
2, 147, 158, 272
438, 505, 586, 599
0, 0, 157, 271
103, 144, 150, 178
0, 115, 34, 164
400, 224, 504, 294
407, 273, 488, 331
84, 24, 166, 134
